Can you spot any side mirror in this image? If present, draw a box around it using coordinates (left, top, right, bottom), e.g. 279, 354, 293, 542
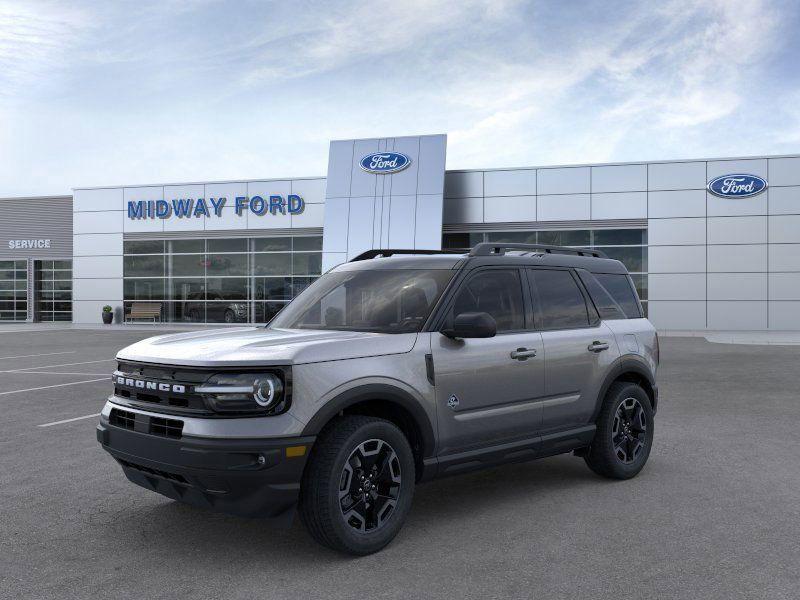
441, 311, 497, 339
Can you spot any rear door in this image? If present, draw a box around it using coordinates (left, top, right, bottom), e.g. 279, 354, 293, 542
432, 267, 545, 455
526, 268, 620, 433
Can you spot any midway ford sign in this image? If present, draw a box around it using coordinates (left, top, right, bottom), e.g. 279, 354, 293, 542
707, 174, 768, 198
127, 195, 305, 220
359, 152, 411, 174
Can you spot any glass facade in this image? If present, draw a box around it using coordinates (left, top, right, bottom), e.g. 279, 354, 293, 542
36, 260, 73, 322
443, 228, 648, 315
0, 260, 28, 321
122, 236, 322, 323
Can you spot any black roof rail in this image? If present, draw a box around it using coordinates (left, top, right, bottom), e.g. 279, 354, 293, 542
349, 248, 470, 262
468, 242, 608, 259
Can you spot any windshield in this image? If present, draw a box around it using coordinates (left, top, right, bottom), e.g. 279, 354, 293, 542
269, 269, 455, 333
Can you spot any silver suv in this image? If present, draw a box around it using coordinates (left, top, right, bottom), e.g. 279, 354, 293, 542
97, 243, 659, 555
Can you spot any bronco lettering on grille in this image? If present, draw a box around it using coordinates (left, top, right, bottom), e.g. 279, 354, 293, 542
116, 376, 186, 394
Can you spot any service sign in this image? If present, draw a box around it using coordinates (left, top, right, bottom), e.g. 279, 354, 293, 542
359, 152, 412, 174
8, 239, 51, 249
707, 174, 768, 198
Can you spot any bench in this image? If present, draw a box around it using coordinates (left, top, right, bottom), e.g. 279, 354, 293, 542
126, 302, 162, 323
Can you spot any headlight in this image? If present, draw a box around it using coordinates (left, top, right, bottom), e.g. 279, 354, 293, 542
195, 372, 286, 414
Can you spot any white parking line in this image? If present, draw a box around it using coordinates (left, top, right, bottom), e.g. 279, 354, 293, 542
38, 413, 100, 427
0, 378, 109, 396
1, 359, 115, 373
0, 351, 76, 360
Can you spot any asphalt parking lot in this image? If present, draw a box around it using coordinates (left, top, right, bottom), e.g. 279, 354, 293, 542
1, 327, 799, 599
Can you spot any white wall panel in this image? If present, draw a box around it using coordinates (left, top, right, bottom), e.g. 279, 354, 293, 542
768, 157, 800, 187
291, 178, 327, 204
537, 167, 590, 195
73, 233, 123, 257
292, 202, 324, 228
707, 191, 767, 217
321, 197, 349, 253
74, 211, 123, 235
73, 278, 123, 301
483, 196, 536, 223
769, 301, 800, 330
74, 187, 124, 212
769, 273, 800, 300
648, 301, 706, 329
414, 194, 444, 249
707, 301, 767, 330
203, 181, 248, 231
73, 255, 123, 279
417, 136, 448, 196
73, 300, 123, 324
707, 158, 767, 180
349, 139, 381, 198
708, 273, 767, 300
768, 186, 800, 215
591, 192, 646, 219
647, 161, 706, 191
707, 216, 766, 245
591, 164, 646, 193
649, 273, 706, 300
386, 137, 422, 196
648, 246, 706, 273
325, 140, 355, 198
345, 197, 375, 259
537, 194, 590, 221
443, 197, 482, 223
648, 217, 705, 245
483, 170, 535, 197
707, 244, 767, 272
388, 195, 416, 247
768, 244, 800, 271
445, 172, 483, 198
648, 190, 706, 218
769, 215, 800, 243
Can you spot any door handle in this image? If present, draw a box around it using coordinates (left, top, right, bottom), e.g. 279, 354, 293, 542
588, 341, 610, 352
510, 348, 537, 360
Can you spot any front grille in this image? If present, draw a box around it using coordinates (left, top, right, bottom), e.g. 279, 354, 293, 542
149, 416, 183, 439
117, 458, 188, 484
109, 408, 135, 430
114, 362, 212, 415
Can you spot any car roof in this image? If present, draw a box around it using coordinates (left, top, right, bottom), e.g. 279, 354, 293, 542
332, 247, 629, 275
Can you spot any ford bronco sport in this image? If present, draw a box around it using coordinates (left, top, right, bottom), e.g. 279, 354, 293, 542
97, 243, 658, 555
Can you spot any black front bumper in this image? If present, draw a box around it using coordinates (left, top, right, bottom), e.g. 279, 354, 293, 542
97, 422, 314, 520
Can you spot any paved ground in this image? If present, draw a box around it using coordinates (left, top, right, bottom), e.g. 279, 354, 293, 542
1, 327, 799, 599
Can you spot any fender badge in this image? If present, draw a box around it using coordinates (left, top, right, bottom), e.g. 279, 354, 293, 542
447, 395, 459, 410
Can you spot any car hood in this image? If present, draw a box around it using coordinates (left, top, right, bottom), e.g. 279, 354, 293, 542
116, 327, 418, 367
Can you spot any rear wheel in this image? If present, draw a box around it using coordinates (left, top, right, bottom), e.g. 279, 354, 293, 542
299, 416, 415, 555
584, 382, 654, 479
224, 309, 235, 323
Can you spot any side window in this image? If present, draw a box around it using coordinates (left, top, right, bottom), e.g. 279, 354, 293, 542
449, 269, 525, 332
528, 269, 590, 329
593, 273, 642, 318
577, 270, 626, 320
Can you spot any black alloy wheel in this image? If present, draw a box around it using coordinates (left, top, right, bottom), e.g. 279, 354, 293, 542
612, 397, 647, 464
338, 439, 402, 532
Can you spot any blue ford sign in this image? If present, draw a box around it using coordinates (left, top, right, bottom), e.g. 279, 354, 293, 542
707, 174, 768, 198
359, 152, 411, 174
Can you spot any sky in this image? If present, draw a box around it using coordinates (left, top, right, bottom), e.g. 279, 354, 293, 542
0, 0, 798, 197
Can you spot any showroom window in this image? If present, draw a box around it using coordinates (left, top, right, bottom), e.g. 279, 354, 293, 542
122, 236, 322, 323
0, 260, 28, 321
442, 228, 648, 315
36, 260, 72, 322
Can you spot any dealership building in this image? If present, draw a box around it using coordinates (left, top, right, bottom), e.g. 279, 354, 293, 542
1, 133, 799, 331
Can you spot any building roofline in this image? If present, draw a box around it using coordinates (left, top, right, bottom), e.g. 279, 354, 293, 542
0, 195, 72, 201
72, 175, 326, 192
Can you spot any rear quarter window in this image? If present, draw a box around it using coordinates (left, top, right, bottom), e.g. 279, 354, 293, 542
592, 273, 643, 319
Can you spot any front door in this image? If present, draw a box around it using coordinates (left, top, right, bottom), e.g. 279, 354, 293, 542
432, 268, 545, 455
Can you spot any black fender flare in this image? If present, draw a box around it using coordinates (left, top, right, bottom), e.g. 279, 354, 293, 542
592, 356, 658, 421
301, 383, 436, 458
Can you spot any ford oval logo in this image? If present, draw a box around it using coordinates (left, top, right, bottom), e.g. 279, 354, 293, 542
359, 152, 411, 174
707, 174, 768, 198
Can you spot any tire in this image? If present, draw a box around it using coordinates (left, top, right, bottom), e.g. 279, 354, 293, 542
298, 415, 415, 556
584, 382, 654, 480
224, 310, 235, 323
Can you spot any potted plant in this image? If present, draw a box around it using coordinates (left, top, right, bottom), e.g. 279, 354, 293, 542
102, 305, 114, 325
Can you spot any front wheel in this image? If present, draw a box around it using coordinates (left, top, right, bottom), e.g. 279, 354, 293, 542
584, 382, 654, 479
298, 416, 415, 555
